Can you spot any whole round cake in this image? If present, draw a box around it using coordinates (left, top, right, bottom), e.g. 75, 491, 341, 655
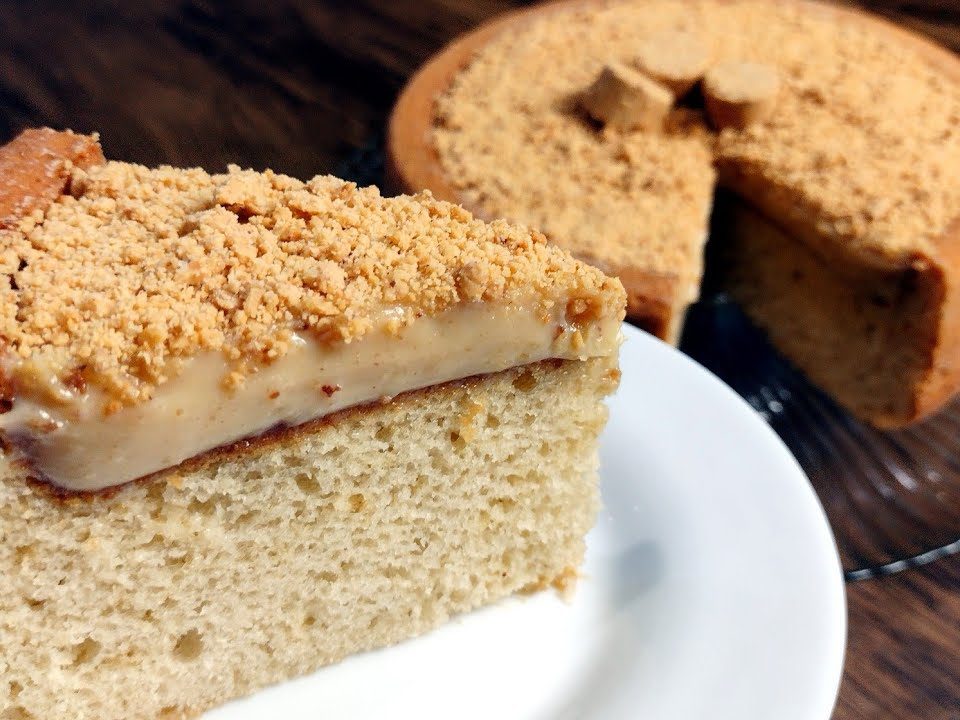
389, 0, 960, 427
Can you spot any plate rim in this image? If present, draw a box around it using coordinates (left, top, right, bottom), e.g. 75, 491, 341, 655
611, 324, 847, 719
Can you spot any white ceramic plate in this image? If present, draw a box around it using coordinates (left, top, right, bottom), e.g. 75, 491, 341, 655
207, 325, 846, 720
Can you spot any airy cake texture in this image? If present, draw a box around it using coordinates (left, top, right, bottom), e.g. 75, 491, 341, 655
417, 0, 960, 425
1, 356, 617, 720
0, 129, 626, 718
716, 200, 949, 424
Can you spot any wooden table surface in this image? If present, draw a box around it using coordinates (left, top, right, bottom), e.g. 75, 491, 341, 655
1, 1, 958, 717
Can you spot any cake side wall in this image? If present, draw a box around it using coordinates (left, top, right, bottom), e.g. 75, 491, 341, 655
718, 201, 942, 426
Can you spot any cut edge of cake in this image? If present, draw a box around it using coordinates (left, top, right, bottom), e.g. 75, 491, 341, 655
718, 198, 960, 426
2, 355, 618, 720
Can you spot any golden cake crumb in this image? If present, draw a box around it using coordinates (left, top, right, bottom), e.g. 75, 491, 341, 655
0, 161, 623, 404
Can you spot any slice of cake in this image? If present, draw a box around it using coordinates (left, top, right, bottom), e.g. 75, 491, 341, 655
0, 129, 625, 719
399, 0, 960, 425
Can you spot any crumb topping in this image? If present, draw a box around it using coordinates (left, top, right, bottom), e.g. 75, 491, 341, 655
0, 161, 623, 404
433, 3, 717, 284
434, 0, 960, 271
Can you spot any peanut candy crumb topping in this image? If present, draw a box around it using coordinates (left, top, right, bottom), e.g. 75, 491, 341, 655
435, 0, 960, 274
0, 161, 624, 404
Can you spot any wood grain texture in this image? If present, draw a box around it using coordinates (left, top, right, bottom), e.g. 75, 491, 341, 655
0, 1, 958, 718
0, 0, 528, 177
839, 561, 960, 719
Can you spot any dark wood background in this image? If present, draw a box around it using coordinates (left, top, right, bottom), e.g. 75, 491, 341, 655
0, 1, 958, 717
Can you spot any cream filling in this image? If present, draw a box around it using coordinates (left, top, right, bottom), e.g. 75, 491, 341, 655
0, 302, 621, 492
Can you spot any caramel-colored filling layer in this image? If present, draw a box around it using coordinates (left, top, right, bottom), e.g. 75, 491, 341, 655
0, 303, 620, 491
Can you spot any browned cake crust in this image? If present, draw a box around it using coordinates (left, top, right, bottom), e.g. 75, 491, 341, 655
909, 216, 960, 425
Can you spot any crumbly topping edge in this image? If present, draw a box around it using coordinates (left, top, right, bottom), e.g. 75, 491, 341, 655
0, 161, 624, 405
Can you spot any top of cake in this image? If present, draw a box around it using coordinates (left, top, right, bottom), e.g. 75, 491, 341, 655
433, 0, 960, 271
0, 129, 625, 491
0, 140, 624, 406
434, 11, 716, 282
